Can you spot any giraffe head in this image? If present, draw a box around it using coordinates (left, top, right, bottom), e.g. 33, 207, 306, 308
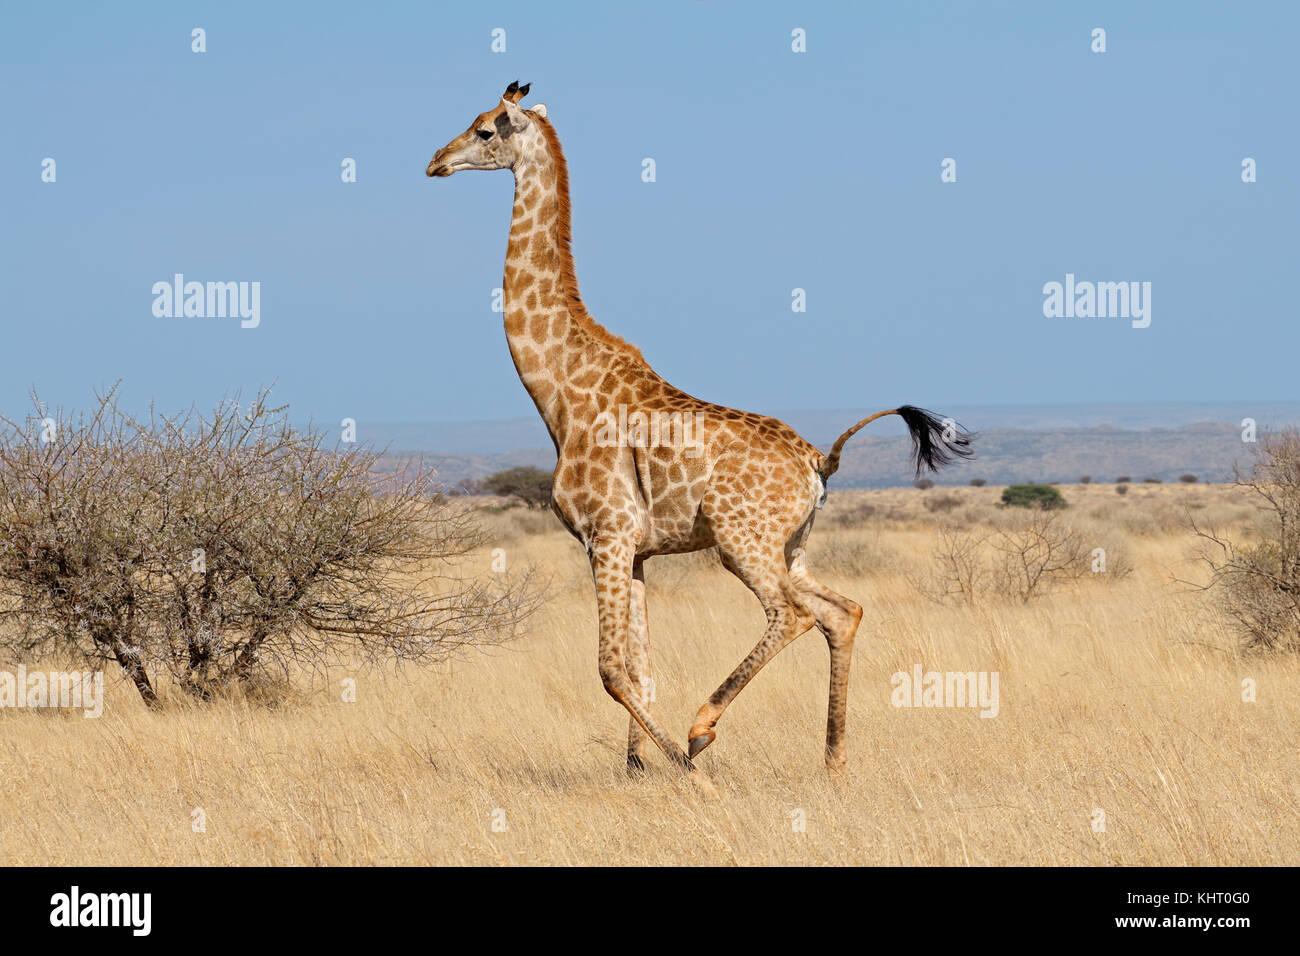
426, 81, 548, 178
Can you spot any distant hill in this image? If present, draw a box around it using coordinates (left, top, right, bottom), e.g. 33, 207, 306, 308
362, 402, 1300, 489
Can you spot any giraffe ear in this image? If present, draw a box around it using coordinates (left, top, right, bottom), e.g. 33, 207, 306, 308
501, 97, 530, 131
530, 103, 547, 119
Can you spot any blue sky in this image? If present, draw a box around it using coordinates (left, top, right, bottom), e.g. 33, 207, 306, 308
2, 1, 1296, 428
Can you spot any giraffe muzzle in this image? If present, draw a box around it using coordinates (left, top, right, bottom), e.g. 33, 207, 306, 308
426, 146, 460, 177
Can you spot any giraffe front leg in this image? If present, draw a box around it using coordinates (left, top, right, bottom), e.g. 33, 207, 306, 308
589, 536, 698, 777
624, 562, 652, 775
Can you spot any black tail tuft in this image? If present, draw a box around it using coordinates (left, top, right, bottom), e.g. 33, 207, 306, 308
896, 405, 973, 478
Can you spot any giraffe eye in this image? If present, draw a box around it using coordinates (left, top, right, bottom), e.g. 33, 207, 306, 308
476, 129, 493, 141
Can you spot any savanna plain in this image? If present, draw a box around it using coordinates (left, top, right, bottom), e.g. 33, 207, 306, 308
2, 482, 1296, 865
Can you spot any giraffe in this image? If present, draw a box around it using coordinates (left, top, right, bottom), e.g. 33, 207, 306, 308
426, 82, 971, 779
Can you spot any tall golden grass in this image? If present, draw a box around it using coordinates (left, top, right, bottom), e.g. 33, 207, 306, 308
2, 483, 1295, 865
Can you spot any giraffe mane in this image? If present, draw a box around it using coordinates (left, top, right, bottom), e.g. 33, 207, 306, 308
533, 115, 646, 364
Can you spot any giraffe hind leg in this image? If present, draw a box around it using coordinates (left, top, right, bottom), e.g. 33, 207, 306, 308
686, 542, 817, 759
787, 552, 863, 772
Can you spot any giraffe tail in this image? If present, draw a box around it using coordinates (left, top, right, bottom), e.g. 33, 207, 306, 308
820, 405, 972, 482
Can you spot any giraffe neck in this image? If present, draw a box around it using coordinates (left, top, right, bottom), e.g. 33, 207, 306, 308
502, 120, 652, 451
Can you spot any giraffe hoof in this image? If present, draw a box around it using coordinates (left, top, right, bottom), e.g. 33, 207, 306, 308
626, 754, 646, 775
688, 730, 715, 759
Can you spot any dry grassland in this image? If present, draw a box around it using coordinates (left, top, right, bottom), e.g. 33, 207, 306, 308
2, 482, 1296, 865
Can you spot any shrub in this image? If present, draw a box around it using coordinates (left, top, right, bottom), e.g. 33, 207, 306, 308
1080, 475, 1092, 484
812, 532, 895, 578
1143, 477, 1163, 484
913, 525, 987, 606
913, 478, 935, 490
1116, 476, 1131, 484
1116, 484, 1129, 495
988, 513, 1090, 602
0, 388, 539, 705
924, 493, 962, 513
913, 512, 1121, 606
1000, 484, 1066, 510
482, 466, 554, 509
822, 501, 877, 528
1193, 431, 1300, 651
1179, 474, 1198, 484
969, 478, 987, 487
